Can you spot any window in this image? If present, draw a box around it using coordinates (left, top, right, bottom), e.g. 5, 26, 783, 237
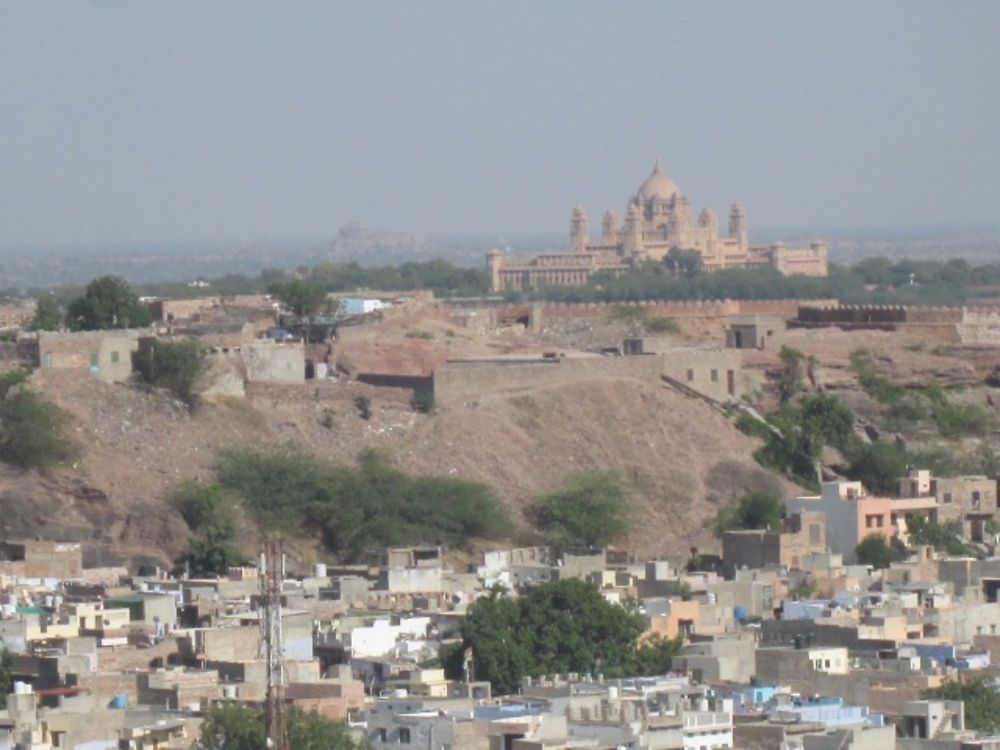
973, 491, 982, 509
710, 369, 718, 382
943, 493, 952, 503
378, 729, 387, 742
399, 728, 411, 744
686, 369, 694, 382
110, 351, 120, 364
42, 353, 52, 368
89, 352, 99, 370
809, 524, 821, 544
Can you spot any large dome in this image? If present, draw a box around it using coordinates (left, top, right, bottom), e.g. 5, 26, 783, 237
637, 160, 680, 201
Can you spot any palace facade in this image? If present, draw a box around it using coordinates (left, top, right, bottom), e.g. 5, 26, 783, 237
487, 161, 828, 292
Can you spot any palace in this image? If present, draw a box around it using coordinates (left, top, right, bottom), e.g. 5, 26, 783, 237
487, 161, 828, 292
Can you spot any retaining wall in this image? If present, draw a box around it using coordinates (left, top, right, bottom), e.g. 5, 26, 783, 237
433, 356, 664, 404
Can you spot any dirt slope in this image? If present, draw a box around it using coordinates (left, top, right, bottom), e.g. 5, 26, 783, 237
1, 369, 797, 566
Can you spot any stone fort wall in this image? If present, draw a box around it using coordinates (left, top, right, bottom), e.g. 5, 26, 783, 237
796, 304, 1000, 345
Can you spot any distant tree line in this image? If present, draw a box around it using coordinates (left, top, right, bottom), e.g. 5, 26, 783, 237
23, 255, 1000, 309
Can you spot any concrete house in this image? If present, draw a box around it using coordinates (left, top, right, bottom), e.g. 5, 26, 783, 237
34, 329, 141, 383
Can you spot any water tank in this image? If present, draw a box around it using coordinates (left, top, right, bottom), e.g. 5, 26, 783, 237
314, 563, 328, 578
392, 689, 408, 698
13, 682, 32, 695
734, 606, 747, 620
223, 685, 238, 699
607, 686, 619, 699
112, 693, 127, 709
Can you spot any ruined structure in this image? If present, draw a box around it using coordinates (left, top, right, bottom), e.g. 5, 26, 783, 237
487, 160, 828, 292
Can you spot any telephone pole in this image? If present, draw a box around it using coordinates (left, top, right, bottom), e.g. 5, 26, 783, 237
259, 536, 288, 750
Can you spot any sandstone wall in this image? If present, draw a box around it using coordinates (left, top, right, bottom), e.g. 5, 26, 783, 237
433, 356, 663, 404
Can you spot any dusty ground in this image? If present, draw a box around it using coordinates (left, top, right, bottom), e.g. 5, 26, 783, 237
9, 307, 999, 570
3, 364, 797, 568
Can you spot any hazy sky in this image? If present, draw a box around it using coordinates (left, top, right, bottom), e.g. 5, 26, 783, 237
1, 1, 998, 246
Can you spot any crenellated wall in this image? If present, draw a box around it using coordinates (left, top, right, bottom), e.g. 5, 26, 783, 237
480, 298, 839, 329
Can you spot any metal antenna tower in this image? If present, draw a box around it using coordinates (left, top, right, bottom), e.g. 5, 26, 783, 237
259, 536, 288, 750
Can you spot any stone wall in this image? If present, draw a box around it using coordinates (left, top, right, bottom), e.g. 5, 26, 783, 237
432, 356, 663, 404
959, 308, 1000, 346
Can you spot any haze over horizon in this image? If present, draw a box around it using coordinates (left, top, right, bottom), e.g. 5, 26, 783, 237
1, 1, 998, 248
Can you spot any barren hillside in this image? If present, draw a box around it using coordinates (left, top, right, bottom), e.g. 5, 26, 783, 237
1, 368, 796, 567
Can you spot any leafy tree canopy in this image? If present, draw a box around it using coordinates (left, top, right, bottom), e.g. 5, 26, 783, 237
214, 448, 512, 561
171, 482, 243, 576
855, 533, 905, 569
924, 679, 1000, 734
906, 517, 973, 557
133, 339, 208, 407
448, 579, 679, 695
196, 703, 365, 750
713, 492, 784, 536
31, 296, 63, 331
67, 275, 152, 330
846, 442, 909, 496
269, 278, 329, 318
0, 389, 77, 471
527, 470, 632, 549
0, 649, 12, 709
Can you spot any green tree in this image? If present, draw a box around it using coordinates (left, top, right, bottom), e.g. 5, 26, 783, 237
798, 393, 856, 452
924, 679, 1000, 733
452, 579, 647, 695
855, 533, 904, 569
664, 248, 703, 279
777, 346, 806, 405
66, 275, 152, 330
846, 442, 909, 495
451, 588, 532, 696
30, 296, 63, 331
171, 483, 242, 577
214, 448, 512, 560
906, 517, 971, 556
713, 492, 784, 536
0, 649, 12, 708
631, 634, 684, 676
196, 703, 364, 750
528, 470, 632, 549
133, 339, 208, 407
0, 390, 77, 470
270, 278, 328, 318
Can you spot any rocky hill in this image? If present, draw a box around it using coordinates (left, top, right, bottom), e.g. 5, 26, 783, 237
0, 367, 795, 568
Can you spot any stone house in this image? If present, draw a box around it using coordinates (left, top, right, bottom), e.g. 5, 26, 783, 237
0, 541, 83, 580
33, 329, 140, 383
721, 511, 827, 579
786, 482, 897, 565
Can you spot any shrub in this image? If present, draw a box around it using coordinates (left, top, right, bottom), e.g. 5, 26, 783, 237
354, 395, 372, 420
170, 482, 242, 577
133, 339, 208, 407
643, 316, 680, 334
214, 447, 512, 560
777, 347, 806, 405
845, 441, 910, 495
411, 390, 435, 414
527, 470, 632, 549
0, 390, 77, 470
931, 401, 994, 438
856, 533, 905, 569
712, 492, 783, 536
